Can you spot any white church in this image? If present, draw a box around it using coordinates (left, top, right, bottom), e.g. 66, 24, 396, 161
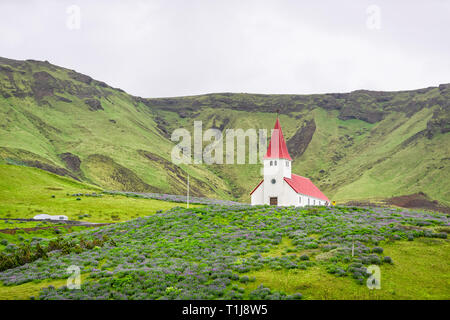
250, 117, 329, 207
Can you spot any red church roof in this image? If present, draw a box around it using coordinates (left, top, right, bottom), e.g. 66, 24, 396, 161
264, 117, 292, 161
249, 179, 263, 195
284, 174, 329, 201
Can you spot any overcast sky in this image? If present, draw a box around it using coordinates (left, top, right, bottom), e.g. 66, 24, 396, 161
1, 0, 449, 97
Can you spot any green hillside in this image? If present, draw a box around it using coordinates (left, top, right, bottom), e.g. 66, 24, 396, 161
0, 163, 195, 223
0, 57, 449, 205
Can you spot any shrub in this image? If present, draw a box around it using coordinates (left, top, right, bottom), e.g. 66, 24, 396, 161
248, 285, 272, 299
239, 275, 249, 283
231, 274, 239, 281
287, 293, 303, 300
368, 254, 381, 265
349, 262, 363, 268
0, 239, 8, 246
383, 256, 393, 264
4, 244, 16, 252
0, 234, 113, 272
305, 242, 318, 249
300, 254, 309, 261
434, 233, 447, 239
336, 269, 346, 277
359, 257, 370, 264
372, 247, 383, 254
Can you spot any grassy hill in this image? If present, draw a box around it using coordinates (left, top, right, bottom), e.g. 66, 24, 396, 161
0, 204, 448, 300
0, 163, 195, 223
0, 57, 449, 205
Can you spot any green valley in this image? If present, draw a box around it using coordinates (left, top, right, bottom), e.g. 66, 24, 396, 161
0, 56, 449, 205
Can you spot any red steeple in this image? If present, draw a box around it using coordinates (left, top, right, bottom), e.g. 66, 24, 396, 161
264, 117, 292, 161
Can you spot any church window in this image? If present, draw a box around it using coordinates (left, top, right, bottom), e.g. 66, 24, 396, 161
270, 161, 273, 166
299, 196, 301, 204
286, 161, 289, 167
271, 179, 276, 184
274, 160, 277, 165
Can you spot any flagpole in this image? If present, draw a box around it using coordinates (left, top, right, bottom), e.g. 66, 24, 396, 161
187, 174, 190, 209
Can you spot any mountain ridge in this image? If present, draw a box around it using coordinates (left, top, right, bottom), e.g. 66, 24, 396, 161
0, 57, 448, 205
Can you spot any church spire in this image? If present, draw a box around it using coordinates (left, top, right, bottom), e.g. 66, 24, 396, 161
264, 117, 292, 161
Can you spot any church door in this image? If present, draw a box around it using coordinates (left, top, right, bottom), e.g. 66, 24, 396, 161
270, 197, 278, 205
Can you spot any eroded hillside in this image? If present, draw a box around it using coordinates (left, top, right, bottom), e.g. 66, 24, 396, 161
0, 57, 448, 204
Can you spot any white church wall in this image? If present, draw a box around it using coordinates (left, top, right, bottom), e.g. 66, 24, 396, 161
250, 183, 264, 205
282, 159, 291, 179
263, 159, 291, 179
263, 159, 292, 205
296, 193, 328, 207
281, 181, 298, 206
250, 180, 329, 207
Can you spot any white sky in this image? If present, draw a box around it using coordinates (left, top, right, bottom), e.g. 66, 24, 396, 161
0, 0, 449, 97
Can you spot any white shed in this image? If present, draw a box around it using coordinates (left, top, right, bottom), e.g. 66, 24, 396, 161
33, 214, 69, 221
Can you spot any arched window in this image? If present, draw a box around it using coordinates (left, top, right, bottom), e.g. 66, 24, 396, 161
286, 161, 289, 167
270, 161, 273, 166
299, 196, 301, 204
274, 160, 277, 166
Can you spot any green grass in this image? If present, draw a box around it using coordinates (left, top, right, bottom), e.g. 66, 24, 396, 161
0, 220, 66, 230
236, 238, 450, 299
0, 202, 448, 300
0, 278, 68, 300
0, 164, 200, 223
259, 237, 304, 257
0, 274, 91, 300
0, 225, 90, 250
